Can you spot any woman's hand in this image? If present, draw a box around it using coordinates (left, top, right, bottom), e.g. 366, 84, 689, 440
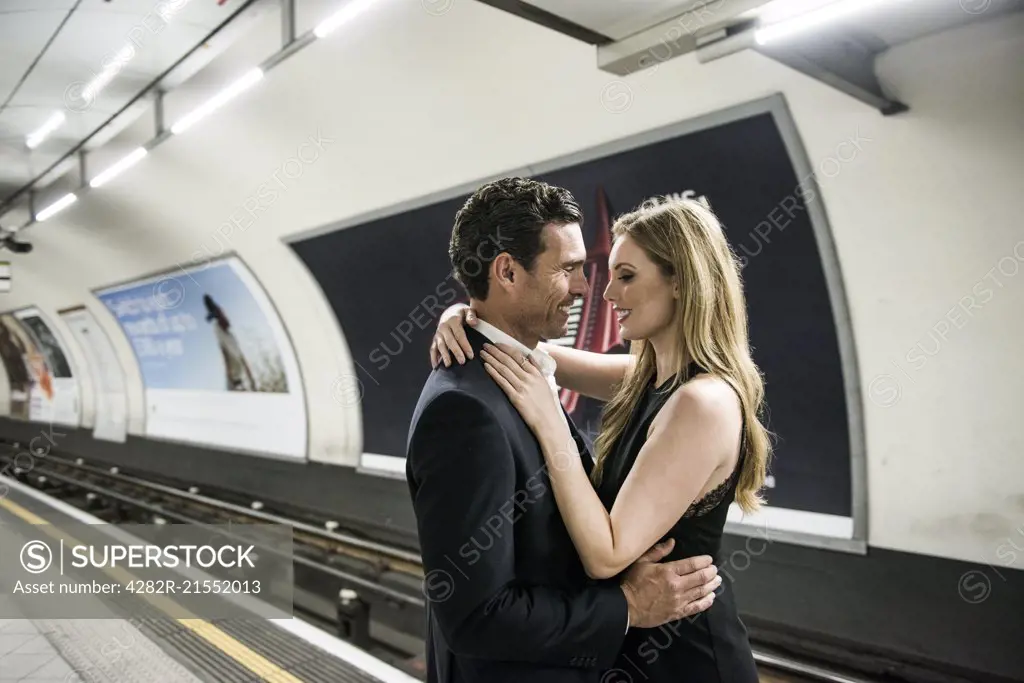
480, 342, 569, 442
430, 304, 478, 368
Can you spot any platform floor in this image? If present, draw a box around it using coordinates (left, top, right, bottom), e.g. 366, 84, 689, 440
0, 476, 420, 683
1, 618, 82, 682
0, 615, 203, 683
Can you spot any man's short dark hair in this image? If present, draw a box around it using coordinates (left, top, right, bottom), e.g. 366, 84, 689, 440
449, 177, 582, 300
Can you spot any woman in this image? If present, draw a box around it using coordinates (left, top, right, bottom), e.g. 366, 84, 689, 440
203, 294, 257, 391
430, 196, 769, 682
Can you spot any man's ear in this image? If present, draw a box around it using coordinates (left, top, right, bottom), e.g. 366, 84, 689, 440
491, 253, 515, 290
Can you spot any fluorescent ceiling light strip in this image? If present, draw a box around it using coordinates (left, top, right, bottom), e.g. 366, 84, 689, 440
170, 67, 264, 135
314, 0, 381, 38
755, 0, 888, 45
90, 147, 148, 188
36, 193, 77, 222
26, 112, 66, 149
18, 0, 376, 225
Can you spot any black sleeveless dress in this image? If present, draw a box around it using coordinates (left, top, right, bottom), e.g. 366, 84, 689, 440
595, 365, 759, 683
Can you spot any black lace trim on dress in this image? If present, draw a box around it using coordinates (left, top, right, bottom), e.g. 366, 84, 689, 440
682, 459, 743, 519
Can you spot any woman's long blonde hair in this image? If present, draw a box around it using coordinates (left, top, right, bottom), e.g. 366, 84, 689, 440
592, 197, 771, 514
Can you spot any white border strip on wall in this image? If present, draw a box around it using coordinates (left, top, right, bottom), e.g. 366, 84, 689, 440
727, 504, 854, 539
357, 453, 406, 479
359, 453, 857, 542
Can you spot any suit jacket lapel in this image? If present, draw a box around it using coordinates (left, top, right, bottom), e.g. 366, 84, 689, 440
562, 407, 595, 476
468, 326, 596, 475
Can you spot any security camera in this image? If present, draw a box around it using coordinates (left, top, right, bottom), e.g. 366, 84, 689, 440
0, 233, 31, 253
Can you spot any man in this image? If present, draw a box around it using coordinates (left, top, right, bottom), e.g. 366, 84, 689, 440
406, 177, 718, 683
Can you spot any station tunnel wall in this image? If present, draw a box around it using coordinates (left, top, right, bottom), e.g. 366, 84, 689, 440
0, 2, 1021, 679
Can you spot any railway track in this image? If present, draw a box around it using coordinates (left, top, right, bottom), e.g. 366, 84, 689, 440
0, 447, 427, 677
0, 446, 876, 683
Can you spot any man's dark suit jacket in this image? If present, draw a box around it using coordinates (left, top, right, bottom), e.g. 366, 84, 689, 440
406, 326, 629, 683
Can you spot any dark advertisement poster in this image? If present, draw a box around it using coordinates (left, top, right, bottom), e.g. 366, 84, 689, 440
290, 102, 857, 535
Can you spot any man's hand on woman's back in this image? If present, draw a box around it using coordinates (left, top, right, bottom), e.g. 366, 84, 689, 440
620, 538, 720, 628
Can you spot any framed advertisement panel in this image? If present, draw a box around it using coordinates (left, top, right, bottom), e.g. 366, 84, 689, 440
93, 255, 307, 460
0, 307, 80, 427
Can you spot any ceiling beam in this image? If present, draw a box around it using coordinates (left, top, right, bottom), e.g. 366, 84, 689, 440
695, 26, 908, 115
0, 0, 265, 217
474, 0, 613, 45
755, 42, 908, 115
596, 0, 773, 76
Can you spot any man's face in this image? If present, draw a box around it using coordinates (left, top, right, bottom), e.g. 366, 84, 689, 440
514, 222, 590, 341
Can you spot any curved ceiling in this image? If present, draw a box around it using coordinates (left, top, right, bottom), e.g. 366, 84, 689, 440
0, 0, 275, 217
1, 0, 1020, 229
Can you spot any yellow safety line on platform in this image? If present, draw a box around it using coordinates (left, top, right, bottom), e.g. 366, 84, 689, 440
0, 496, 307, 683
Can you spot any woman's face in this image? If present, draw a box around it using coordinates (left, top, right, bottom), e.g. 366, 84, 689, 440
603, 234, 678, 341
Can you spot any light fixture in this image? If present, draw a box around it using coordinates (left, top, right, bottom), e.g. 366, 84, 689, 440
36, 193, 77, 222
0, 233, 32, 254
314, 0, 381, 38
90, 147, 148, 188
755, 0, 888, 45
26, 112, 66, 149
170, 67, 264, 135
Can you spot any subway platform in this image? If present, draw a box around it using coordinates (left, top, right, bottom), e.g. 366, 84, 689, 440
0, 476, 420, 683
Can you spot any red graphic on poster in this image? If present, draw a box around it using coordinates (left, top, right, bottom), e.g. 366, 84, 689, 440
557, 187, 623, 414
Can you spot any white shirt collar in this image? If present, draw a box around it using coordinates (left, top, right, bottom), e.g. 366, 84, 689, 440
473, 317, 557, 379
